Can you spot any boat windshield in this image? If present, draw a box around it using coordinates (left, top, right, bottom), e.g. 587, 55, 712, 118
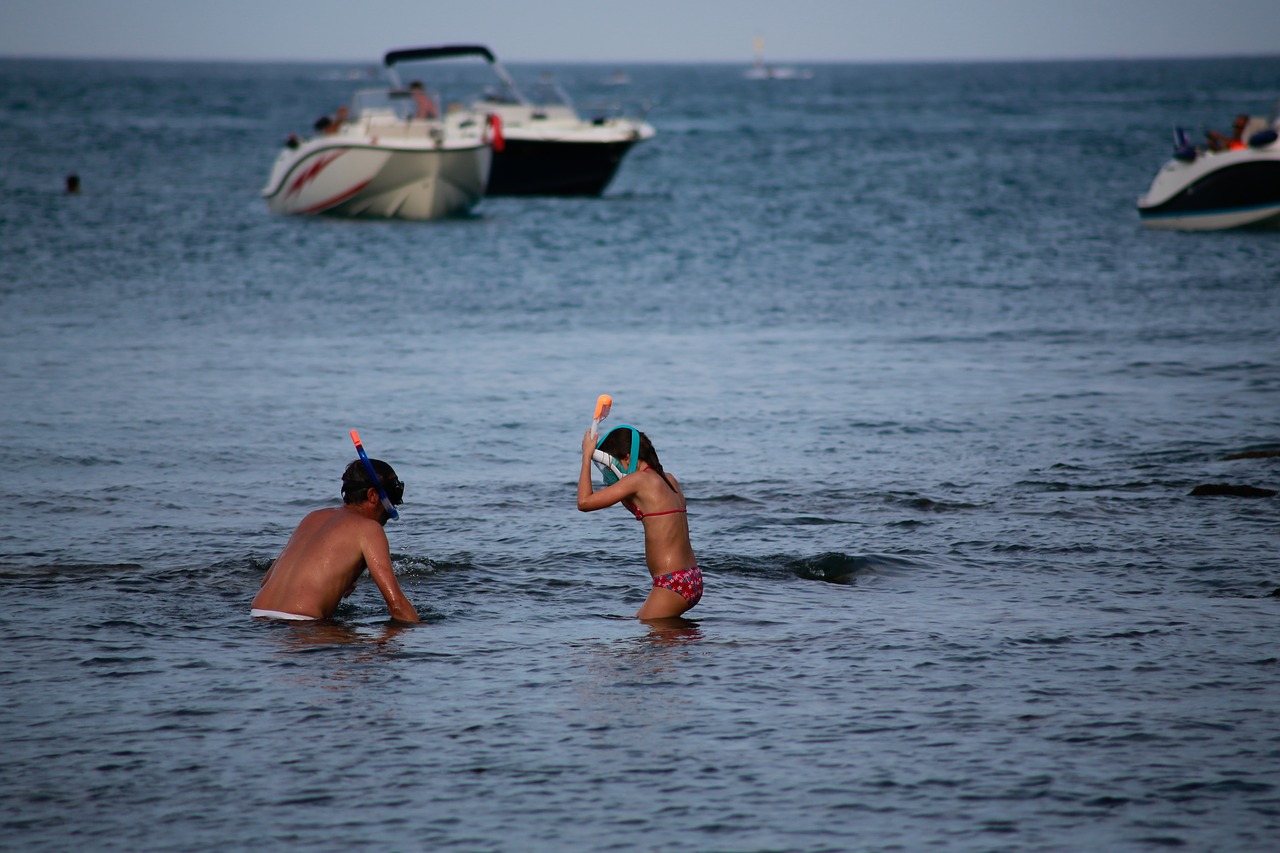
522, 79, 573, 108
351, 87, 442, 121
476, 82, 523, 105
387, 54, 515, 107
380, 49, 587, 113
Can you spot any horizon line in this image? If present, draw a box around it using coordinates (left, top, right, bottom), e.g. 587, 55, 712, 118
2, 50, 1278, 66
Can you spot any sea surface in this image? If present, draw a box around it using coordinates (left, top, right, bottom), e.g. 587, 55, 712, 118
1, 55, 1278, 851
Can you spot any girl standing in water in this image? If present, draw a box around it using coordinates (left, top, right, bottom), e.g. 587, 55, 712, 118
578, 425, 702, 619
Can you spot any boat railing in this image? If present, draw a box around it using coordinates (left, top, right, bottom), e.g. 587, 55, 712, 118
574, 101, 630, 123
574, 99, 658, 127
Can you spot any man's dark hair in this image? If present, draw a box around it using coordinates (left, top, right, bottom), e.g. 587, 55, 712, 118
341, 459, 402, 505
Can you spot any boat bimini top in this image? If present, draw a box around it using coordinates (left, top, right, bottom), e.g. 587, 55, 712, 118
383, 44, 526, 104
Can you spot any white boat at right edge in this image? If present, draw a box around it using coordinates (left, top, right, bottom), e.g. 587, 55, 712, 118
1136, 111, 1280, 231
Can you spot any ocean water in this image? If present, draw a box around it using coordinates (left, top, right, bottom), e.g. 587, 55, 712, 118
1, 55, 1279, 851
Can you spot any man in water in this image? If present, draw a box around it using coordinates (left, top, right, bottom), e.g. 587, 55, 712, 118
251, 460, 420, 623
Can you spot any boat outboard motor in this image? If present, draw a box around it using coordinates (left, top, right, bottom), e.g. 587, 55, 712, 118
1172, 127, 1197, 163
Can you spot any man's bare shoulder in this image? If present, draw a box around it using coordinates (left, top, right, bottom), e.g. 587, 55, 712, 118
293, 506, 343, 533
290, 506, 382, 544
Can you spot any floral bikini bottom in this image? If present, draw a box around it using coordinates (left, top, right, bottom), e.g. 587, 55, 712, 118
652, 565, 703, 607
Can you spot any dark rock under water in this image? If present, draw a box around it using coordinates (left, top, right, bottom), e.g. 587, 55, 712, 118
1222, 450, 1280, 460
1189, 483, 1278, 498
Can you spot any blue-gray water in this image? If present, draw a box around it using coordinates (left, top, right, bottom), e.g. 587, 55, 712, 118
2, 56, 1278, 851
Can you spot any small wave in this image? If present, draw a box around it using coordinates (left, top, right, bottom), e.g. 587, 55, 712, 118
882, 493, 983, 512
710, 551, 920, 585
1005, 634, 1075, 646
691, 493, 764, 506
1124, 360, 1205, 378
1222, 444, 1280, 461
1099, 628, 1164, 639
0, 561, 145, 580
779, 515, 848, 526
1084, 795, 1131, 808
49, 454, 123, 467
1188, 483, 1276, 498
1165, 779, 1275, 795
1015, 479, 1166, 493
393, 555, 480, 577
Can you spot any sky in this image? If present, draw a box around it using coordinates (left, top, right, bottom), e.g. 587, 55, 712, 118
2, 0, 1277, 64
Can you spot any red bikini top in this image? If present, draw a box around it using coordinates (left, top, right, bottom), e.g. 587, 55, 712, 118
632, 506, 687, 521
629, 467, 686, 521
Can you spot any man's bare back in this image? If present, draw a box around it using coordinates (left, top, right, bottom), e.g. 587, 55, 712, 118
252, 462, 419, 623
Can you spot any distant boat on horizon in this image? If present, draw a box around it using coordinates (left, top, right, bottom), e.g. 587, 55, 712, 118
744, 36, 813, 80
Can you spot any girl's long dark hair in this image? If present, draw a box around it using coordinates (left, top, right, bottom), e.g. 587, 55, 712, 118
600, 428, 677, 492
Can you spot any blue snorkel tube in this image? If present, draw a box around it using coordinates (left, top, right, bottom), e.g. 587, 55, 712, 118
349, 429, 398, 520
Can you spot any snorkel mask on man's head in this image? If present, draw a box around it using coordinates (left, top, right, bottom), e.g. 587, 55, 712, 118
593, 425, 640, 485
341, 458, 404, 515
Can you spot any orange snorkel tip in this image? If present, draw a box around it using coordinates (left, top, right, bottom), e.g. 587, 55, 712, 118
590, 394, 613, 439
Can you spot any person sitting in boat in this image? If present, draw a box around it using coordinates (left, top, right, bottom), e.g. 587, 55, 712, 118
409, 81, 438, 119
1206, 114, 1249, 152
314, 105, 348, 135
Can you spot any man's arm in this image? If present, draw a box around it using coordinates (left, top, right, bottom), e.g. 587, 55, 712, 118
361, 525, 420, 623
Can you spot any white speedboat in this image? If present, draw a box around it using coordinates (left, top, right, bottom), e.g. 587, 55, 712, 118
1136, 114, 1280, 231
262, 51, 496, 220
385, 45, 655, 197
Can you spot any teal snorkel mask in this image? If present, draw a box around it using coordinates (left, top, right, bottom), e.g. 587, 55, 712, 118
592, 425, 640, 485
